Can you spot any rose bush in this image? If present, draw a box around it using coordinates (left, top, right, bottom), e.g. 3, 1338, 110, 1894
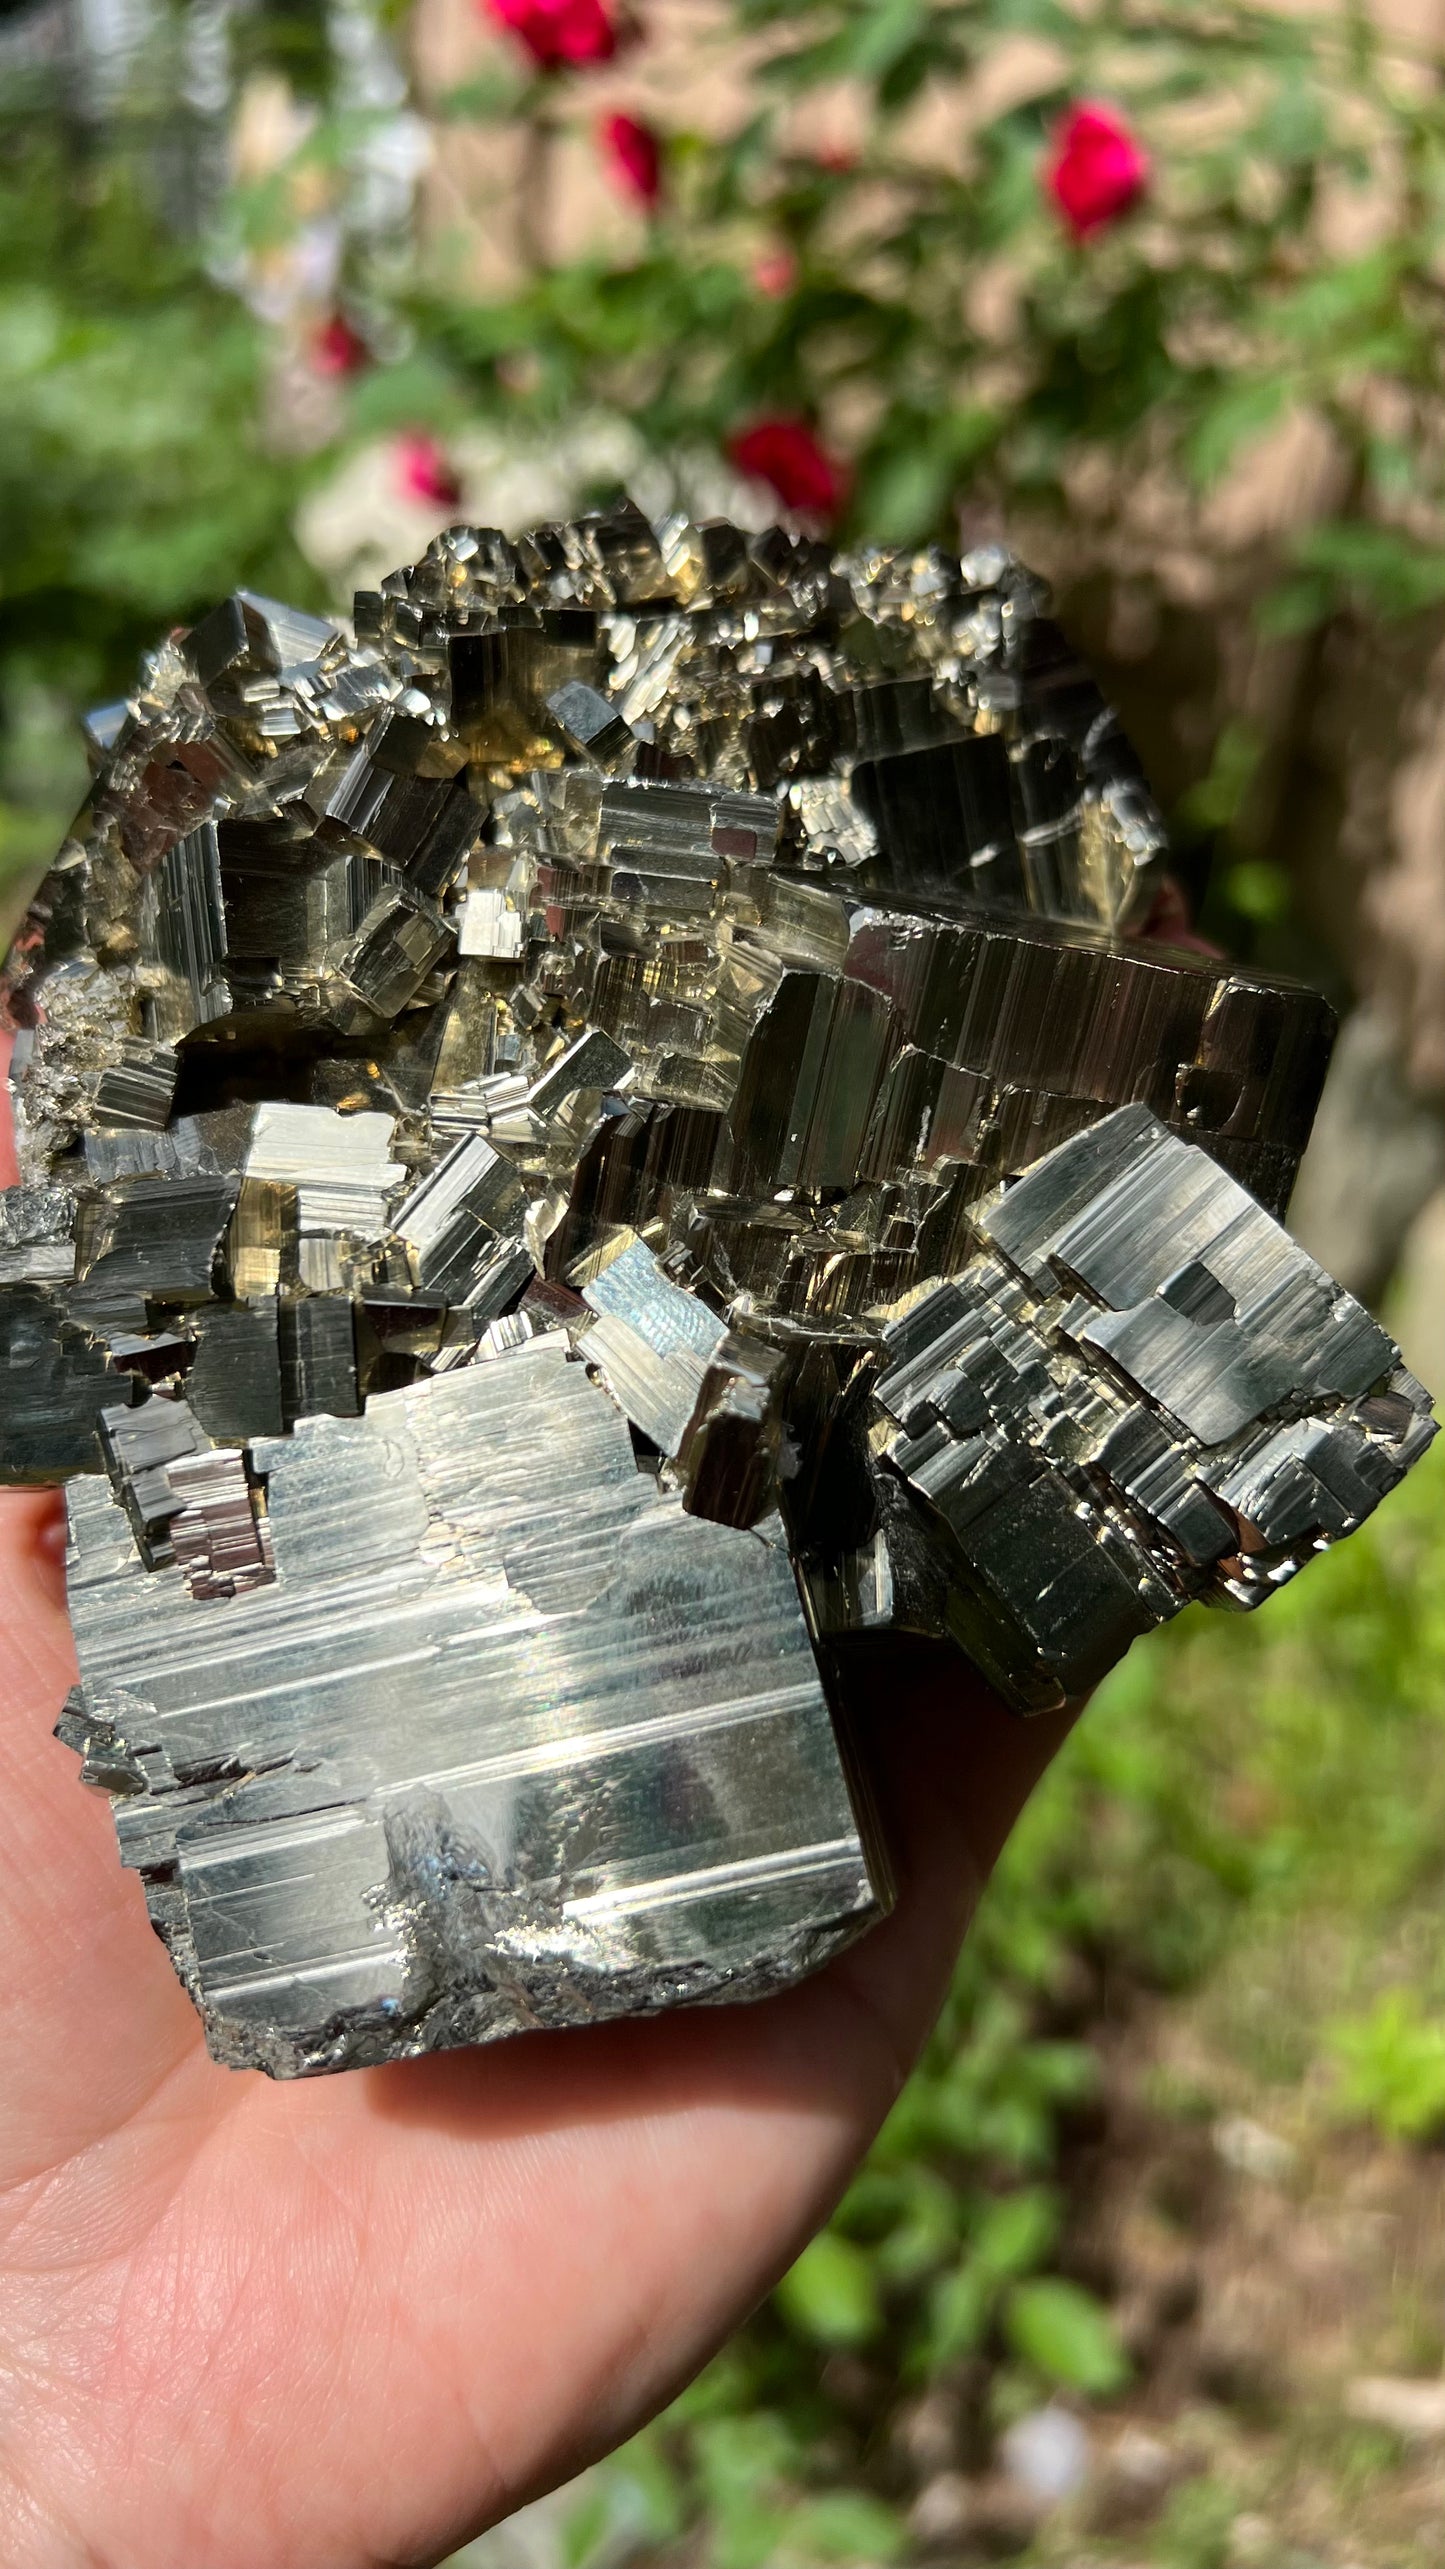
1045, 102, 1148, 240
11, 4, 1445, 1068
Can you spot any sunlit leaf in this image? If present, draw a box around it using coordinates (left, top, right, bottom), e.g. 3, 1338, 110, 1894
1332, 1991, 1445, 2142
922, 2260, 992, 2366
774, 2232, 884, 2347
1004, 2277, 1130, 2395
1185, 376, 1292, 487
971, 2186, 1060, 2281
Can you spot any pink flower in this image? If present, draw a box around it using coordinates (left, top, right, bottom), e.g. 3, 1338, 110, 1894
600, 110, 661, 208
727, 417, 848, 523
395, 433, 463, 512
484, 0, 619, 70
752, 245, 797, 300
1045, 102, 1148, 240
313, 313, 369, 378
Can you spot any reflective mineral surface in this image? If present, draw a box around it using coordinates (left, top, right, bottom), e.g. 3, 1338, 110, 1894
2, 501, 1433, 2074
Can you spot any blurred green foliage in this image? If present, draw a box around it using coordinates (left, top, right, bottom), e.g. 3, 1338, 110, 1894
1330, 1989, 1445, 2142
1153, 2476, 1239, 2569
568, 1431, 1445, 2563
0, 144, 308, 635
0, 65, 317, 884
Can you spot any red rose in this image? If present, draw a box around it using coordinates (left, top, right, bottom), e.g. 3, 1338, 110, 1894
1045, 102, 1148, 240
395, 433, 463, 512
727, 417, 848, 522
312, 313, 369, 378
484, 0, 618, 70
600, 110, 661, 208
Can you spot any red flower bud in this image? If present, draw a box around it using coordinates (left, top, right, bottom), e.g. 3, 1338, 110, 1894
312, 313, 369, 378
1045, 102, 1148, 241
727, 417, 848, 523
484, 0, 619, 70
600, 110, 662, 208
752, 245, 797, 300
395, 433, 463, 513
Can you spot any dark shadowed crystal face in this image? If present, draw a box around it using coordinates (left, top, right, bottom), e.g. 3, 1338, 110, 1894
2, 503, 1433, 2075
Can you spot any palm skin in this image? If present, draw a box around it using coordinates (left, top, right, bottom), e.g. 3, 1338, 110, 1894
0, 1073, 1072, 2567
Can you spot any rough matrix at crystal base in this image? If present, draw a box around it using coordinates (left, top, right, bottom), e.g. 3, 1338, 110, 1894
3, 500, 1433, 2075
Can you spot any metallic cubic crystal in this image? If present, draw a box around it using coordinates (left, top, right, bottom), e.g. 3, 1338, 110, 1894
2, 500, 1433, 2075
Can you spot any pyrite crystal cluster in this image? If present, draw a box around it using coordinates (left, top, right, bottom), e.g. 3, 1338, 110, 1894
2, 500, 1434, 2076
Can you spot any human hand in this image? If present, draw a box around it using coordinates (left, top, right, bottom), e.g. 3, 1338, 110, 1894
0, 1100, 1073, 2569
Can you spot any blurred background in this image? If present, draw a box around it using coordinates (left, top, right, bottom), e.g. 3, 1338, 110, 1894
4, 2, 1445, 2561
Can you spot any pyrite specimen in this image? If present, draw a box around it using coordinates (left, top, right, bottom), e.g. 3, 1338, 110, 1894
2, 501, 1434, 2076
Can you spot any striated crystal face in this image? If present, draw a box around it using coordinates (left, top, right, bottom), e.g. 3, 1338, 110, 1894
2, 500, 1433, 2075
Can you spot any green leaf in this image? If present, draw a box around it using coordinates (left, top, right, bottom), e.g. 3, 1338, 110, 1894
1219, 859, 1291, 925
433, 68, 531, 122
987, 0, 1070, 33
1174, 720, 1262, 835
859, 444, 958, 543
790, 2489, 909, 2561
1331, 1990, 1445, 2142
693, 2416, 797, 2569
774, 2231, 883, 2347
1250, 72, 1330, 167
0, 288, 61, 378
922, 2260, 992, 2366
971, 2185, 1060, 2281
1255, 571, 1335, 638
345, 352, 465, 435
669, 2342, 765, 2424
1283, 519, 1445, 619
1273, 248, 1401, 348
560, 2483, 613, 2569
1003, 2277, 1130, 2396
1185, 377, 1291, 488
1156, 2475, 1238, 2569
845, 0, 928, 81
612, 2431, 688, 2545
